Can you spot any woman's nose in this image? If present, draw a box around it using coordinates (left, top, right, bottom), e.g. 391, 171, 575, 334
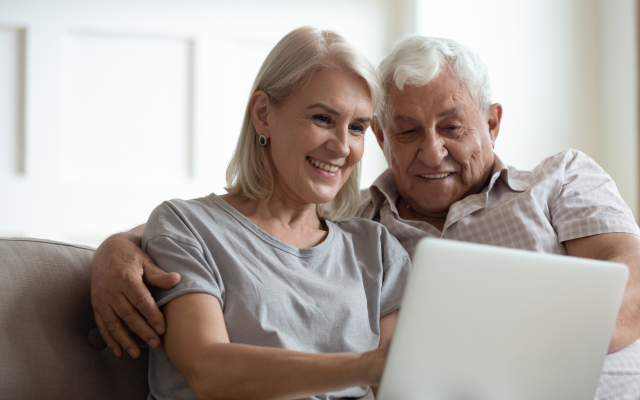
327, 127, 351, 158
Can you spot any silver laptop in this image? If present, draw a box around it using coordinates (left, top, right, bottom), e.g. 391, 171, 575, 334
377, 238, 628, 400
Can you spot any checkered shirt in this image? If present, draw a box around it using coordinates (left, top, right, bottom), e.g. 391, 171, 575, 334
357, 149, 640, 399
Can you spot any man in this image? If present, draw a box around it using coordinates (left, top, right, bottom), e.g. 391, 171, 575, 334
91, 36, 640, 398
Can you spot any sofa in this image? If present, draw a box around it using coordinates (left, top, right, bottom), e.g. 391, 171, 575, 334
0, 237, 149, 399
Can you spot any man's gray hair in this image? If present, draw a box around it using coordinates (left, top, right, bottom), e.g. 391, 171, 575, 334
225, 26, 382, 221
377, 36, 492, 125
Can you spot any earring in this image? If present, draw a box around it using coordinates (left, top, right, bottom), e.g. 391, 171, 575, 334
258, 135, 268, 146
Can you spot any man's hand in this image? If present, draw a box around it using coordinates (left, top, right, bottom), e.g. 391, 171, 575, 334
565, 232, 640, 353
91, 225, 181, 358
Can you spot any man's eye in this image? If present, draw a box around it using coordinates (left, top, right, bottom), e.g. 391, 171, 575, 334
399, 130, 415, 135
446, 125, 461, 131
313, 115, 331, 124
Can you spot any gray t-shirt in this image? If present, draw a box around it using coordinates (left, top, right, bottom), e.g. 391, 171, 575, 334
142, 194, 411, 400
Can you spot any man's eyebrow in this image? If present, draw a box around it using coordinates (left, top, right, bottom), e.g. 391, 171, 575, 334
394, 115, 418, 123
393, 108, 458, 123
437, 107, 458, 117
307, 103, 372, 123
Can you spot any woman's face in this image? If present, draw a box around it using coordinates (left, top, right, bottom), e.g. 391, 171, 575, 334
259, 69, 373, 205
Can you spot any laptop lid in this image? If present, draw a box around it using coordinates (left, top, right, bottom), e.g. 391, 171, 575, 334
377, 238, 628, 400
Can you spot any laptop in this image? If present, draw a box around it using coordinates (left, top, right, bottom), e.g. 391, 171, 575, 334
377, 238, 629, 400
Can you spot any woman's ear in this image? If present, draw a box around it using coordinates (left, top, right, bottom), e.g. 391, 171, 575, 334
250, 91, 271, 137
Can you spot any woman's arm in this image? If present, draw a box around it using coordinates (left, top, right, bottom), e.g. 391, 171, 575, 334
162, 293, 387, 400
371, 310, 398, 398
91, 224, 181, 358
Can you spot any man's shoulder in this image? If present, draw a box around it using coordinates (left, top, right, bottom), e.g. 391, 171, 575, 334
532, 149, 599, 172
505, 149, 602, 182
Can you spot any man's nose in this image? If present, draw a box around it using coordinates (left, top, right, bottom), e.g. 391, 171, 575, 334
419, 130, 447, 167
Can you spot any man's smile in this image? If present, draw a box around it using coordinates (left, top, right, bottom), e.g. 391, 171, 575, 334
418, 172, 453, 179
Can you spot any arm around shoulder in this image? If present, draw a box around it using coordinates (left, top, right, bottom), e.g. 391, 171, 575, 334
91, 223, 180, 358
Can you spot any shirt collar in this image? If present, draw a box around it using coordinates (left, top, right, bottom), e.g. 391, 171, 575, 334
366, 154, 532, 216
370, 170, 398, 206
493, 154, 532, 192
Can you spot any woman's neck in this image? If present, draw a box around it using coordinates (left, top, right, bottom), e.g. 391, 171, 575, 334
220, 188, 328, 249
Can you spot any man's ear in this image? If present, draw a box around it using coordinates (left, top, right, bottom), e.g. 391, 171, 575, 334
250, 91, 271, 137
371, 117, 385, 151
486, 103, 503, 148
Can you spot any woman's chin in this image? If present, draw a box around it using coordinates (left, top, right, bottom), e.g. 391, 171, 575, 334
305, 191, 340, 206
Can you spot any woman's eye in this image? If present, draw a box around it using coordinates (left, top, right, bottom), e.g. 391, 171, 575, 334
313, 115, 331, 124
349, 124, 365, 134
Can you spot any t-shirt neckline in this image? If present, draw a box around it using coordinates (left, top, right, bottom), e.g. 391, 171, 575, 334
207, 193, 335, 258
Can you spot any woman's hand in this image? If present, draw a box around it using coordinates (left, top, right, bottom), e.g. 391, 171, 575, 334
369, 309, 398, 397
91, 225, 181, 358
359, 345, 390, 388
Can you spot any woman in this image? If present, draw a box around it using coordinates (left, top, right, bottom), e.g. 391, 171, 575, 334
143, 27, 411, 400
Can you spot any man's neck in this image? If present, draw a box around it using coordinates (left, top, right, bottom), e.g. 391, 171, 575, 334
396, 197, 446, 232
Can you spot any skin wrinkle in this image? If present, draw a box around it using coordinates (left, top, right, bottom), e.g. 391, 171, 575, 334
372, 69, 502, 230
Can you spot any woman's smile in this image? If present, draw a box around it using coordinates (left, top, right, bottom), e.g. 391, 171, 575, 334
306, 156, 342, 176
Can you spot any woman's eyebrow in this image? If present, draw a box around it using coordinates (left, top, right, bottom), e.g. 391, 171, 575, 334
307, 102, 371, 123
307, 103, 340, 115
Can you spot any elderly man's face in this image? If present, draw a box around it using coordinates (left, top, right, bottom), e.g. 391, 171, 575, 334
373, 70, 502, 218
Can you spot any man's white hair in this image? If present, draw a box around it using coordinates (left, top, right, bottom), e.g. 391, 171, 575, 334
377, 35, 492, 125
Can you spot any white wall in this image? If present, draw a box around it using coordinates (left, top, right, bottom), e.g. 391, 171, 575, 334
2, 0, 638, 246
0, 0, 396, 246
599, 0, 639, 221
417, 0, 639, 218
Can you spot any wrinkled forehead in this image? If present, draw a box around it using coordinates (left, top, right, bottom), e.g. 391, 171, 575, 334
383, 72, 480, 121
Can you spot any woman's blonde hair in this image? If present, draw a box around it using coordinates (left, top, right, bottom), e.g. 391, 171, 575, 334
225, 26, 382, 221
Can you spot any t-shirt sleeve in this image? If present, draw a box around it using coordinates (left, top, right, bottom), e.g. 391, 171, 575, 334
378, 228, 412, 317
550, 150, 640, 242
142, 201, 225, 308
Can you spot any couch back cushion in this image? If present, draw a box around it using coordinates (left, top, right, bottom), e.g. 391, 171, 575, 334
0, 237, 148, 399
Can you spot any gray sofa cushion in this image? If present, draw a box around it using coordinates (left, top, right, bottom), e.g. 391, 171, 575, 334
0, 237, 148, 399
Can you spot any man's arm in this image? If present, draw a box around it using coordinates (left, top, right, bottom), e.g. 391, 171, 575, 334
564, 232, 640, 353
91, 224, 181, 358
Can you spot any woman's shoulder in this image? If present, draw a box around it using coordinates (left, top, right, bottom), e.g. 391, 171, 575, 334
330, 217, 410, 265
148, 194, 223, 223
332, 216, 389, 233
144, 194, 229, 245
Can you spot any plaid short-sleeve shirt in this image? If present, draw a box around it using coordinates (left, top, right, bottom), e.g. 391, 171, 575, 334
357, 149, 640, 400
